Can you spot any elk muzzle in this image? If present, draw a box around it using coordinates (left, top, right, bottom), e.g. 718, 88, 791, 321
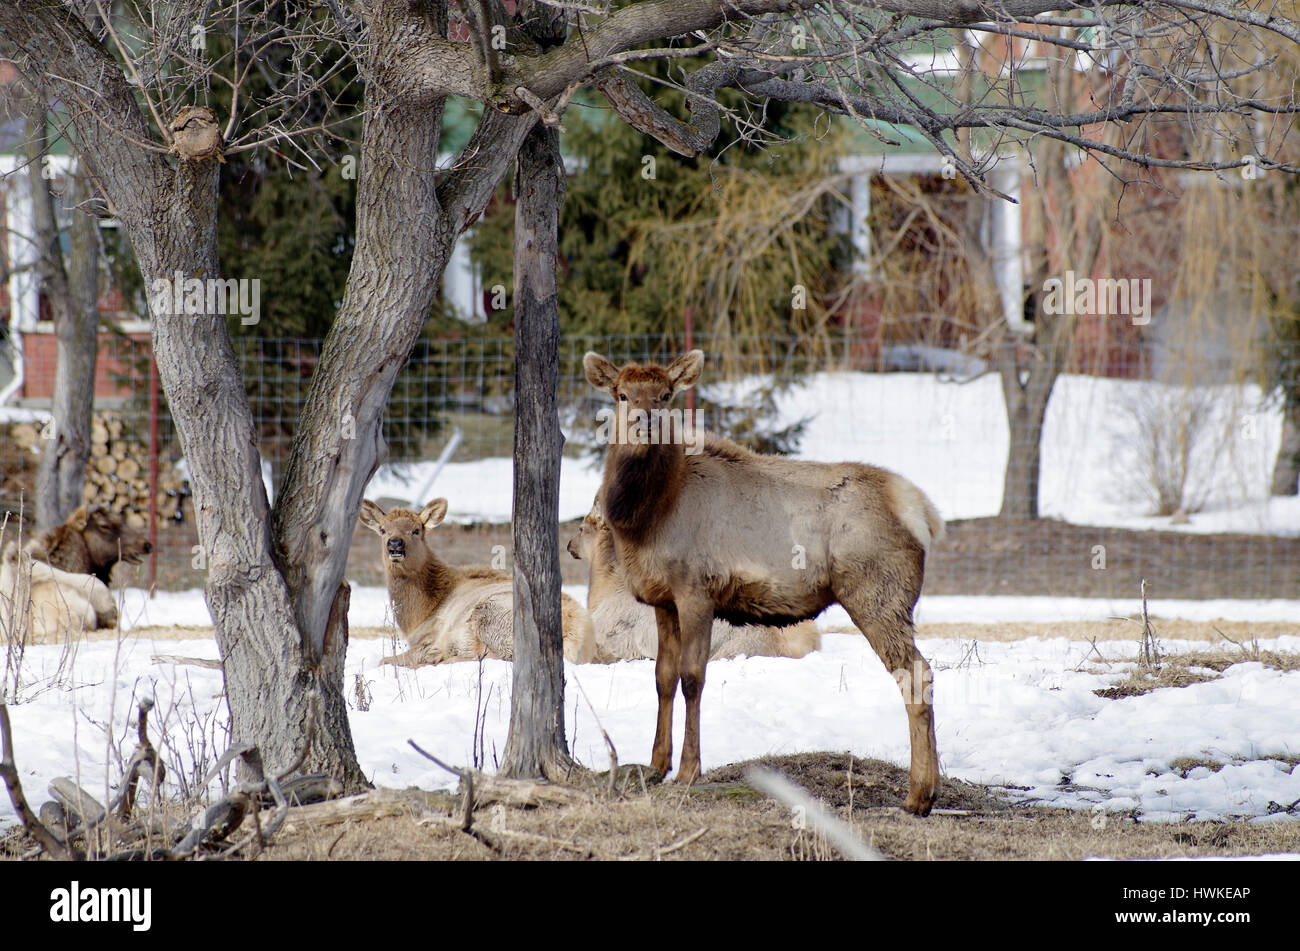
387, 537, 406, 560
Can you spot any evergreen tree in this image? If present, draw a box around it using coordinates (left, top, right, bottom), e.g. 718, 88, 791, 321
468, 57, 853, 349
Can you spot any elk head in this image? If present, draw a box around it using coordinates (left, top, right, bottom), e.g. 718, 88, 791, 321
583, 350, 704, 454
358, 498, 448, 577
566, 499, 607, 562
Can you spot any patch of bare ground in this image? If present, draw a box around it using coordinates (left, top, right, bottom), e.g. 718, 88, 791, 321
1089, 642, 1300, 700
1093, 666, 1222, 699
162, 753, 1300, 862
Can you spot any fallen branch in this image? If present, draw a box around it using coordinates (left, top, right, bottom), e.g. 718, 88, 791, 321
407, 739, 591, 808
151, 654, 223, 670
0, 704, 81, 860
48, 778, 106, 830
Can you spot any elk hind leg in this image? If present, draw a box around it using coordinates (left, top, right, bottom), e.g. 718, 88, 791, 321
838, 594, 939, 817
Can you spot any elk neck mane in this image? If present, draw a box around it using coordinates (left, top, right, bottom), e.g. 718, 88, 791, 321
602, 433, 756, 540
389, 556, 457, 631
602, 435, 683, 539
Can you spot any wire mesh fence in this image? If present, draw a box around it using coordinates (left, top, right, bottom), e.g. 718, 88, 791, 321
2, 331, 1298, 599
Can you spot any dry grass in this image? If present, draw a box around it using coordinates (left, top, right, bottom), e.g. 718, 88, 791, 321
1093, 665, 1221, 699
1086, 636, 1300, 700
195, 753, 1300, 862
912, 619, 1299, 643
5, 750, 1297, 862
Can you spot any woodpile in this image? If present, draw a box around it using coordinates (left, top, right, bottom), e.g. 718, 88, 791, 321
6, 411, 186, 530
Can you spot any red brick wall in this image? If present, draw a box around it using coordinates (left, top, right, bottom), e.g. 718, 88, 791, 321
20, 330, 152, 399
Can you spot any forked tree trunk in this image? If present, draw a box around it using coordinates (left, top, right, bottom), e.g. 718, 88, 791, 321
27, 127, 99, 532
141, 155, 368, 787
1271, 400, 1300, 496
500, 120, 575, 781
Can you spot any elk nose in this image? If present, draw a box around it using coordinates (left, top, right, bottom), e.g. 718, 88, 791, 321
566, 538, 577, 558
387, 538, 405, 557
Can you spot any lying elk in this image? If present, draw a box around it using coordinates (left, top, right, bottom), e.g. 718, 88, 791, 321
1, 542, 118, 642
359, 498, 595, 666
567, 499, 820, 663
584, 350, 944, 815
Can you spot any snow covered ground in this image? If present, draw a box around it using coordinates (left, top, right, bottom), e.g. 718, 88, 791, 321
2, 586, 1297, 832
2, 370, 1296, 841
368, 371, 1300, 534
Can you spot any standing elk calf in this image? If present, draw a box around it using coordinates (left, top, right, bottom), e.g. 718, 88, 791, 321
584, 350, 944, 816
566, 500, 820, 663
359, 498, 596, 666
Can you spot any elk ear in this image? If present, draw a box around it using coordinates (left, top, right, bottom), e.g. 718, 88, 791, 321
420, 498, 449, 529
667, 350, 704, 392
358, 500, 385, 533
67, 506, 90, 531
583, 352, 619, 392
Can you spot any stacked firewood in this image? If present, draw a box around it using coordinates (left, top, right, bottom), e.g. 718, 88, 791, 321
6, 412, 186, 530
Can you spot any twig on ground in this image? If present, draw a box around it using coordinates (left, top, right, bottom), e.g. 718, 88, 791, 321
655, 825, 709, 858
571, 672, 619, 797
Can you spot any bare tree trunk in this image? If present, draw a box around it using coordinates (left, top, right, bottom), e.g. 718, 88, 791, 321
1272, 400, 1300, 496
997, 339, 1057, 519
27, 121, 99, 532
500, 119, 575, 781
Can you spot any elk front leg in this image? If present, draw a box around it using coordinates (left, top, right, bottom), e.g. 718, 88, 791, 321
650, 605, 681, 776
674, 598, 714, 785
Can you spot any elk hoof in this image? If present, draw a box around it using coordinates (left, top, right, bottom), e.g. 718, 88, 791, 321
674, 762, 701, 786
903, 787, 937, 817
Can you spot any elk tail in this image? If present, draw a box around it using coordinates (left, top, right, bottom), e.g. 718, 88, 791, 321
886, 474, 946, 551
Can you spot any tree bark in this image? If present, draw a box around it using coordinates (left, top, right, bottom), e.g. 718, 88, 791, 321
27, 122, 99, 532
997, 341, 1057, 520
500, 119, 575, 781
1272, 400, 1300, 496
0, 3, 541, 792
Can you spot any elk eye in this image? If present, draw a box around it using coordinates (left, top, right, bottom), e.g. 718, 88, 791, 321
412, 529, 418, 536
660, 391, 671, 401
618, 392, 627, 402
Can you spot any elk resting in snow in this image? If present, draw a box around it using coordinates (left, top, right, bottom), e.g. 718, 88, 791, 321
26, 504, 153, 586
566, 499, 820, 663
359, 498, 596, 666
583, 350, 944, 816
1, 541, 118, 643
